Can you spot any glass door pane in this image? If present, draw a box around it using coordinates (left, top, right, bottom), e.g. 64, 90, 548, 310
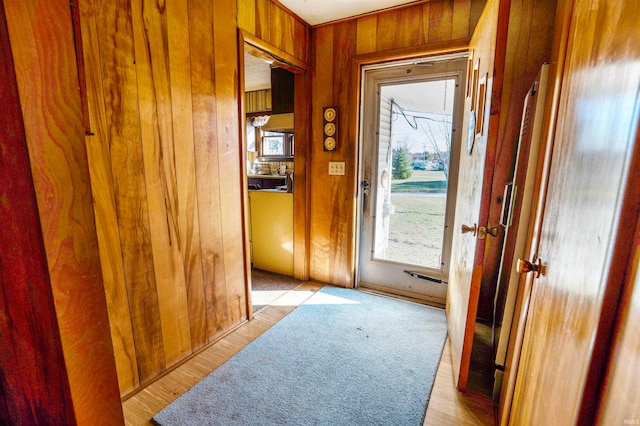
374, 80, 455, 270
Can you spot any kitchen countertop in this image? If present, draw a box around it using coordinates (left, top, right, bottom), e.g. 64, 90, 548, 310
248, 174, 288, 179
248, 188, 290, 193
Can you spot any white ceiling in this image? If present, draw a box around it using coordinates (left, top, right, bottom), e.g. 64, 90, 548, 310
244, 53, 272, 92
278, 0, 419, 26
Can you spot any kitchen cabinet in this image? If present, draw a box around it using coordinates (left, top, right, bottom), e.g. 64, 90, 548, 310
249, 190, 293, 275
271, 67, 294, 114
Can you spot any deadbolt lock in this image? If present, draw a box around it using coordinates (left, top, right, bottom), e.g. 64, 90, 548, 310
461, 224, 499, 239
477, 226, 499, 240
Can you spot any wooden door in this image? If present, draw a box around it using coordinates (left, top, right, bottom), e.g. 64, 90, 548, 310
494, 64, 549, 409
509, 0, 640, 422
447, 0, 503, 389
0, 2, 76, 422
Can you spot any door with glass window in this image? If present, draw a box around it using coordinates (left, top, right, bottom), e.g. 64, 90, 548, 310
358, 57, 466, 305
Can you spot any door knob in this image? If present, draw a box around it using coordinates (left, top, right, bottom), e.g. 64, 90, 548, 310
461, 224, 477, 236
516, 256, 545, 278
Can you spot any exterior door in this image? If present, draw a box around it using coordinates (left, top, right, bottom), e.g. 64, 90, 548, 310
509, 0, 640, 422
358, 56, 466, 305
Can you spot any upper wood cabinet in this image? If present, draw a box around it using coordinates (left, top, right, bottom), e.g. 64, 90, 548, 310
246, 89, 272, 113
271, 67, 294, 114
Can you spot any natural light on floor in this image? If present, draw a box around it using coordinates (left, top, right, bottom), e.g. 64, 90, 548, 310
253, 288, 361, 307
302, 291, 361, 305
252, 290, 292, 306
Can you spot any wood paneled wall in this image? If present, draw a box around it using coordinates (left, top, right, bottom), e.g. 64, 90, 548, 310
309, 0, 485, 286
77, 0, 241, 395
238, 0, 311, 64
74, 0, 310, 397
2, 0, 124, 423
354, 0, 486, 56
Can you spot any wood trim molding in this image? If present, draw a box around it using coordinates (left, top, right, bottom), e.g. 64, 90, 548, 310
355, 38, 470, 66
237, 31, 253, 321
241, 30, 311, 71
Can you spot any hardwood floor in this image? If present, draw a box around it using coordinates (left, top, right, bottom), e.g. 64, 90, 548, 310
424, 336, 496, 425
122, 282, 495, 425
467, 322, 495, 399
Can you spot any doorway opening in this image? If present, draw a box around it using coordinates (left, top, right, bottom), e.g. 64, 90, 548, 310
357, 55, 467, 305
239, 36, 310, 318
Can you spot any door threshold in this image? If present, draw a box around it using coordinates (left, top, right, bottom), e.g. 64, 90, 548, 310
357, 282, 446, 309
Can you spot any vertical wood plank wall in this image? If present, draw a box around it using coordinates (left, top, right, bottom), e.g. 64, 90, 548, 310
309, 0, 485, 286
2, 0, 125, 423
238, 0, 311, 64
75, 0, 310, 397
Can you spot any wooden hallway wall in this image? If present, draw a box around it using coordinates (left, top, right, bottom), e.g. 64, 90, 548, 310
309, 0, 486, 286
74, 0, 310, 397
238, 0, 311, 64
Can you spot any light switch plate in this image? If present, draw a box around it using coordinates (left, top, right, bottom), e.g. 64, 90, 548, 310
328, 161, 345, 175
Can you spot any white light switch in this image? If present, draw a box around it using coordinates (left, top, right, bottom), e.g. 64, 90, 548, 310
328, 161, 345, 175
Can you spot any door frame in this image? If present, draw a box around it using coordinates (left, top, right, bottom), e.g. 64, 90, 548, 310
354, 52, 468, 304
238, 31, 311, 319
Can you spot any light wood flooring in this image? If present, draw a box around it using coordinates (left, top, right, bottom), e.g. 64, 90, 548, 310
122, 282, 495, 425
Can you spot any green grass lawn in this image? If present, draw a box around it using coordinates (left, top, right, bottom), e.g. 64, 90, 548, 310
391, 170, 448, 193
382, 193, 447, 269
379, 169, 449, 268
